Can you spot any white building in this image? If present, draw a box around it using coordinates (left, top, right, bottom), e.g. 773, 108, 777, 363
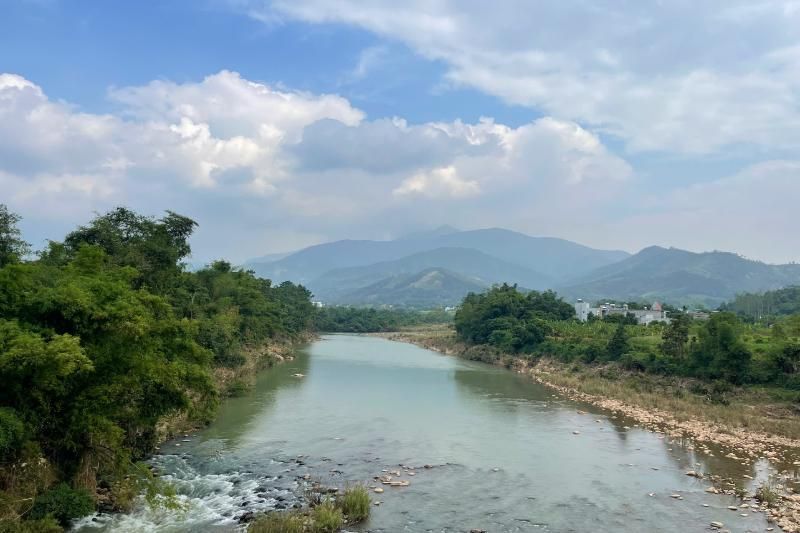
574, 299, 591, 321
574, 300, 669, 325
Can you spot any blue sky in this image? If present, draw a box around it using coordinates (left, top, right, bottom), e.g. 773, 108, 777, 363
2, 0, 799, 263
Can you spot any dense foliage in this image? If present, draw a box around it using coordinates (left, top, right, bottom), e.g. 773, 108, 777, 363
455, 285, 574, 353
722, 286, 800, 319
314, 307, 452, 332
0, 206, 314, 530
454, 285, 800, 389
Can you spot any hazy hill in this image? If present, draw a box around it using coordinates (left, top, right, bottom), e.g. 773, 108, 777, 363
335, 268, 487, 308
247, 227, 630, 286
560, 246, 800, 307
309, 247, 552, 302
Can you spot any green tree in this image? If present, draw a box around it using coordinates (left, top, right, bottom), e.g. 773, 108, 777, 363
0, 205, 30, 268
454, 284, 570, 352
661, 313, 690, 361
606, 322, 628, 360
64, 207, 196, 294
688, 312, 752, 384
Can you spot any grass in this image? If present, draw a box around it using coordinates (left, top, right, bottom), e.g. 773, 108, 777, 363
338, 486, 370, 522
310, 502, 343, 532
533, 359, 800, 440
248, 486, 370, 533
248, 511, 307, 533
755, 482, 781, 508
388, 325, 800, 441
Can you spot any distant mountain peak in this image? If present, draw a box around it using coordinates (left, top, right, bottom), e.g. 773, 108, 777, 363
398, 225, 461, 241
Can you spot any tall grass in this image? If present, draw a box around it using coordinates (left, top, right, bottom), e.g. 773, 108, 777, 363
311, 501, 343, 532
339, 486, 370, 522
248, 511, 307, 533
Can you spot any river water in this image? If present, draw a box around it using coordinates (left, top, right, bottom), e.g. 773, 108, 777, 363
77, 334, 777, 532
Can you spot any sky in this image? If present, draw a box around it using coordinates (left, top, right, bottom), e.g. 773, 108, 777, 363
1, 0, 799, 264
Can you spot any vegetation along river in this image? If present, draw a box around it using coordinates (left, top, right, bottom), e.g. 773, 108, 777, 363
77, 335, 777, 532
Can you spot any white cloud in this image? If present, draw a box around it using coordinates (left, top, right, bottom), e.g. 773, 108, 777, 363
3, 69, 796, 264
254, 0, 800, 154
393, 166, 480, 198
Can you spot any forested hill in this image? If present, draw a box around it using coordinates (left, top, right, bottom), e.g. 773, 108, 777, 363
0, 205, 315, 531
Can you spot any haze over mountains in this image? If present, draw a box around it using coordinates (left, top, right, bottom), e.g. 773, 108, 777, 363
247, 227, 800, 308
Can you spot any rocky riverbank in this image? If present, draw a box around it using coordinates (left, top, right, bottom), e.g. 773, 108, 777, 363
377, 328, 800, 532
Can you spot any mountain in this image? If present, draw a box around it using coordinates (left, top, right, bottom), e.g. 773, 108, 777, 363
245, 251, 294, 264
559, 246, 800, 307
397, 225, 460, 241
247, 227, 630, 286
309, 247, 552, 302
335, 268, 487, 307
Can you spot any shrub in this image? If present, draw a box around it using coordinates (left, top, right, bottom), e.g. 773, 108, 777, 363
311, 501, 343, 532
248, 511, 306, 533
0, 409, 25, 461
0, 518, 62, 533
755, 482, 781, 507
338, 486, 370, 523
29, 483, 94, 527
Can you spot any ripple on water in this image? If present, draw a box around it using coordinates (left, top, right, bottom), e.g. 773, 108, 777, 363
72, 454, 301, 532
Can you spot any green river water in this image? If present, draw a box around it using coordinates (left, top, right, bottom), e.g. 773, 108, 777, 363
76, 334, 780, 532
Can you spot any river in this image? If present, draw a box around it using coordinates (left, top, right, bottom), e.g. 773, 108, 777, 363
76, 334, 775, 532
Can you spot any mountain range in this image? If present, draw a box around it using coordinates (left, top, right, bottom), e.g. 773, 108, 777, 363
246, 227, 800, 308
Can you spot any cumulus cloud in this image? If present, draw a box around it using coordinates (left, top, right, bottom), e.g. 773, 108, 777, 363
3, 69, 797, 263
253, 0, 800, 154
393, 166, 480, 198
0, 71, 637, 259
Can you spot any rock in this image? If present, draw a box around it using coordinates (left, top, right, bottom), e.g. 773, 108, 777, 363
685, 470, 703, 478
470, 529, 487, 533
710, 521, 723, 529
572, 430, 581, 435
728, 506, 738, 511
292, 373, 305, 378
373, 487, 384, 493
670, 494, 682, 499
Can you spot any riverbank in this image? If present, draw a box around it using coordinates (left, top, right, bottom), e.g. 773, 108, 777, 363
377, 326, 800, 532
155, 333, 316, 445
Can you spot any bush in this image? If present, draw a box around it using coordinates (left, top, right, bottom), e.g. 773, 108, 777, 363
338, 486, 370, 523
311, 502, 343, 532
29, 484, 94, 527
755, 482, 781, 507
0, 408, 25, 461
248, 511, 306, 533
0, 518, 62, 533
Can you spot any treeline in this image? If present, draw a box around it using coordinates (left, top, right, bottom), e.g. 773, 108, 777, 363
722, 286, 800, 320
0, 206, 314, 531
314, 306, 452, 333
454, 285, 800, 389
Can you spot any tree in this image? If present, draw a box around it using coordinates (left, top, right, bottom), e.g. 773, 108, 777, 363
0, 204, 30, 267
454, 284, 571, 352
688, 312, 751, 384
64, 207, 197, 293
606, 322, 628, 360
661, 313, 690, 361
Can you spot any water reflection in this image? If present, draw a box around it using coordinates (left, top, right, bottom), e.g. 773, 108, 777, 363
81, 335, 777, 533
